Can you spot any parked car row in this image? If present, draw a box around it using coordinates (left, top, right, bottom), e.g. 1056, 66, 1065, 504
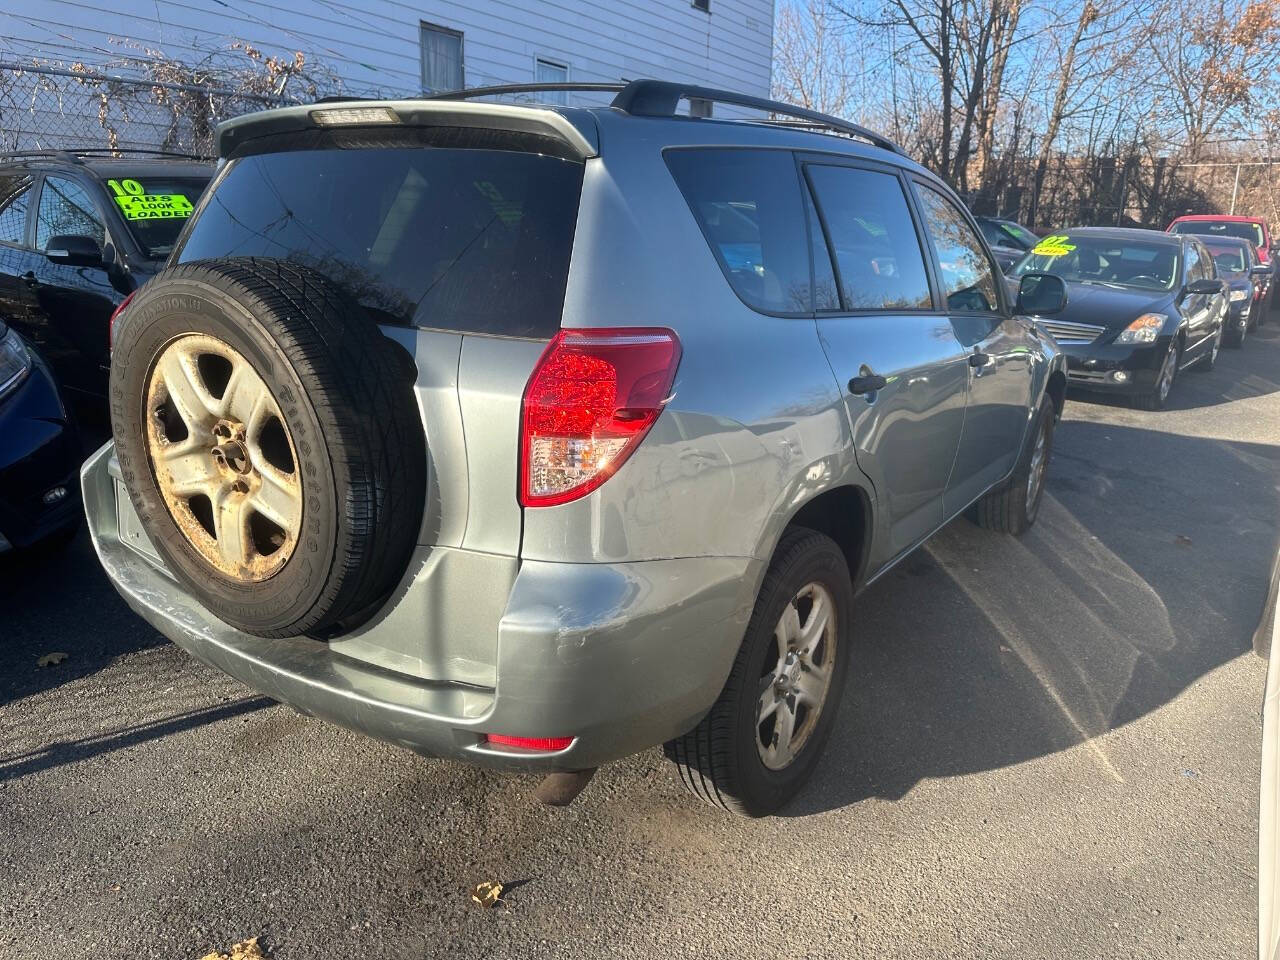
0, 84, 1274, 818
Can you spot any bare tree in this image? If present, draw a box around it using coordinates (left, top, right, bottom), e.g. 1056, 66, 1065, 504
773, 0, 861, 115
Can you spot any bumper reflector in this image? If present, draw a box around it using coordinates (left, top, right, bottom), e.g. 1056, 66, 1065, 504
485, 734, 573, 752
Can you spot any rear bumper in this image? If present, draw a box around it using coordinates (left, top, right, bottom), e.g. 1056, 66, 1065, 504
82, 442, 758, 771
0, 352, 81, 551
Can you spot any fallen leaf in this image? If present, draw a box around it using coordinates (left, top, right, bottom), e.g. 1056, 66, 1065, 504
1175, 535, 1193, 546
471, 880, 504, 909
199, 936, 268, 960
36, 652, 68, 668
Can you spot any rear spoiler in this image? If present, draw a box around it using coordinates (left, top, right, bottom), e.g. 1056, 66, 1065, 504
216, 100, 600, 160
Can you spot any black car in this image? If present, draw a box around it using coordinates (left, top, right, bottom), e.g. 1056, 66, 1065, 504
0, 320, 81, 555
975, 216, 1039, 273
1198, 234, 1271, 345
1008, 227, 1226, 410
0, 152, 213, 401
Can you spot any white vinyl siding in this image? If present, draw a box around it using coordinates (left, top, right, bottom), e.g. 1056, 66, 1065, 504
3, 0, 773, 106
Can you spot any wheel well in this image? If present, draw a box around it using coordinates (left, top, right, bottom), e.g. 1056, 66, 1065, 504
784, 485, 870, 586
1045, 370, 1066, 417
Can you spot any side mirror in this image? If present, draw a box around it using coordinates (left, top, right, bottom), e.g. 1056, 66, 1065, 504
1015, 272, 1068, 316
45, 234, 104, 268
1184, 277, 1224, 296
1251, 264, 1272, 278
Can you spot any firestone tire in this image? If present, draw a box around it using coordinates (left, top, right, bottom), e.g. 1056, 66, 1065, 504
109, 258, 426, 638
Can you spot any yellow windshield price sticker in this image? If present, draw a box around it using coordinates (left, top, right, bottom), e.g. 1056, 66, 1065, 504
107, 178, 194, 220
1032, 234, 1075, 257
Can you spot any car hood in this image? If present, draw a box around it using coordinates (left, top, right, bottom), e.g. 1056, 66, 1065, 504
1013, 279, 1176, 330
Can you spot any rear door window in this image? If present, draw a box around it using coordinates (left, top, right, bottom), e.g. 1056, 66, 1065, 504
805, 164, 933, 311
176, 136, 584, 338
665, 149, 815, 314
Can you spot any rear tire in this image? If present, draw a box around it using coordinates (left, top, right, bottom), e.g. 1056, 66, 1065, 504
664, 528, 853, 816
109, 258, 426, 638
968, 397, 1054, 536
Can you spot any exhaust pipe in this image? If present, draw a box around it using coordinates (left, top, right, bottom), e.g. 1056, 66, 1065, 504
534, 768, 597, 806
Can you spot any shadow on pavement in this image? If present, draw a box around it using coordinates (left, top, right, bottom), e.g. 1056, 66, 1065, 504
786, 417, 1280, 815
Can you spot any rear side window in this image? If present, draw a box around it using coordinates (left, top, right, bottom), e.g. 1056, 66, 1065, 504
805, 164, 932, 311
665, 149, 815, 314
0, 175, 31, 245
176, 141, 583, 337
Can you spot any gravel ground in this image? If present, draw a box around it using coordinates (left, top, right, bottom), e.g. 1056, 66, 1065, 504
2, 322, 1278, 960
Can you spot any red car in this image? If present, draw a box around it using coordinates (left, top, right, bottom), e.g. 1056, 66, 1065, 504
1167, 214, 1277, 301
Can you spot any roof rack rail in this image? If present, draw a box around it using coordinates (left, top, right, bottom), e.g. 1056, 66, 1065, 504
611, 79, 905, 155
422, 79, 904, 155
0, 147, 212, 163
428, 82, 626, 101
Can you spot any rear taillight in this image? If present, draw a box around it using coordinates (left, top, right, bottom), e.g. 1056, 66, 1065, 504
485, 734, 573, 752
519, 327, 681, 507
108, 291, 136, 352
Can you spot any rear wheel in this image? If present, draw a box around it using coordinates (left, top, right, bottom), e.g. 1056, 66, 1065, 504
664, 528, 853, 816
1133, 341, 1180, 410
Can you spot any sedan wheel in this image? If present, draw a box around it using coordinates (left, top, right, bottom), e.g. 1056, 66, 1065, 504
1134, 343, 1179, 410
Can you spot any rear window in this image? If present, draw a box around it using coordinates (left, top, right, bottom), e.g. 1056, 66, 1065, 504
104, 176, 209, 258
665, 149, 815, 314
1171, 219, 1265, 247
176, 138, 583, 337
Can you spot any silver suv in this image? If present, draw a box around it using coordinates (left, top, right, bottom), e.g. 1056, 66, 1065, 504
84, 81, 1068, 816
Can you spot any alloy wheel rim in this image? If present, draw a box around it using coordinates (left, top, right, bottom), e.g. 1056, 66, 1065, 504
1158, 349, 1176, 401
757, 582, 837, 771
144, 334, 302, 581
1026, 419, 1048, 506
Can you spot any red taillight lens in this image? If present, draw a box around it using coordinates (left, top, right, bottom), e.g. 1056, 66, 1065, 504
485, 734, 574, 751
108, 290, 136, 352
519, 327, 681, 507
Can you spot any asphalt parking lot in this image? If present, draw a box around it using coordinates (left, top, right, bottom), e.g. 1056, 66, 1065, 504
3, 322, 1279, 960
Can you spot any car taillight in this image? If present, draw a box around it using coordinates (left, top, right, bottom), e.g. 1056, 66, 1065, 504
485, 734, 573, 751
519, 327, 681, 507
108, 291, 136, 352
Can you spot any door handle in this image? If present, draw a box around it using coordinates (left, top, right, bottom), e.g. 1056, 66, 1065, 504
848, 373, 887, 395
968, 351, 992, 368
21, 272, 38, 288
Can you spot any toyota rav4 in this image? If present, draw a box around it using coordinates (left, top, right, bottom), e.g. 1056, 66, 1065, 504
84, 80, 1068, 816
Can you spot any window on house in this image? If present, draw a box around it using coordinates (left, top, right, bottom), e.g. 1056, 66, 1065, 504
535, 58, 568, 105
693, 0, 710, 11
420, 22, 463, 93
689, 98, 713, 118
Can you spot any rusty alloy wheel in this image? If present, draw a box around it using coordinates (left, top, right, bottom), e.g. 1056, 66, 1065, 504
144, 333, 302, 581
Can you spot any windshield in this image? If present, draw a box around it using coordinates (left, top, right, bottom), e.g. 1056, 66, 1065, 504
1000, 221, 1038, 247
1171, 219, 1264, 247
104, 176, 209, 257
1206, 242, 1247, 274
1011, 234, 1180, 291
175, 135, 583, 337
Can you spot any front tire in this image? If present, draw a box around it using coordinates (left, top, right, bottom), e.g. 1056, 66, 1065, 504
664, 528, 853, 816
969, 397, 1055, 535
1133, 341, 1180, 410
1193, 326, 1221, 371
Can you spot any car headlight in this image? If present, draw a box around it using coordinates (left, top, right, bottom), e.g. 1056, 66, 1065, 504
1115, 313, 1166, 344
0, 328, 33, 400
1230, 288, 1249, 302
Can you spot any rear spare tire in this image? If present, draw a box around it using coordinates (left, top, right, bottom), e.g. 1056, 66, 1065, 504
109, 258, 426, 638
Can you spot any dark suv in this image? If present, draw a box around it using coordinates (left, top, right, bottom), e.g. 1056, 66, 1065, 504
0, 152, 212, 401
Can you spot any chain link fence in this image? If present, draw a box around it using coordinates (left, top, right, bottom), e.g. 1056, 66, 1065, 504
0, 61, 299, 157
